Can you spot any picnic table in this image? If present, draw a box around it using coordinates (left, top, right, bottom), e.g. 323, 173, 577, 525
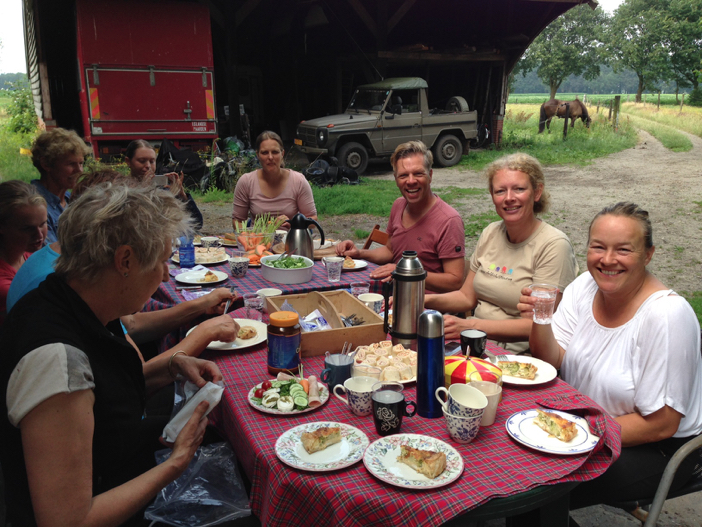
205, 307, 621, 527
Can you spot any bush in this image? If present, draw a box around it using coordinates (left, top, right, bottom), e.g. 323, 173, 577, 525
4, 82, 37, 134
687, 87, 702, 107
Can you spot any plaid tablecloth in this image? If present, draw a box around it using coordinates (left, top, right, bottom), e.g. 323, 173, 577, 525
206, 310, 621, 527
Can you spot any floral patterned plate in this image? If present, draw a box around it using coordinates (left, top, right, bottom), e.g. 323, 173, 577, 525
275, 421, 369, 472
505, 409, 600, 455
363, 434, 464, 489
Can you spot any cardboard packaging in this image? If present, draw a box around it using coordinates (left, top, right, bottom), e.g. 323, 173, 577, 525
265, 290, 387, 356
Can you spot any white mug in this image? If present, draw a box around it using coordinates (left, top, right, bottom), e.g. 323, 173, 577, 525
358, 293, 383, 314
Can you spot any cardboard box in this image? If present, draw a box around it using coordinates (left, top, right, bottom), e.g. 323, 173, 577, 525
265, 290, 388, 357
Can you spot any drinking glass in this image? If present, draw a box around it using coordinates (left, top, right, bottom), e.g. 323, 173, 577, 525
325, 257, 343, 282
243, 293, 264, 321
530, 283, 559, 324
350, 281, 370, 298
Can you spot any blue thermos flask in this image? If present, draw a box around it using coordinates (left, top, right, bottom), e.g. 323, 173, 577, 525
416, 309, 445, 418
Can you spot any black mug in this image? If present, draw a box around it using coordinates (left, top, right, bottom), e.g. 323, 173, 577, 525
320, 354, 354, 391
371, 382, 416, 436
460, 329, 487, 358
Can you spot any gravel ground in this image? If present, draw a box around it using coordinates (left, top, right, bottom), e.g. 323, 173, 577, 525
197, 130, 702, 526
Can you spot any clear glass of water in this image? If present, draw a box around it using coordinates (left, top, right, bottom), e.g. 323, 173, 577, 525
529, 283, 559, 324
350, 281, 370, 297
243, 293, 265, 321
325, 257, 344, 282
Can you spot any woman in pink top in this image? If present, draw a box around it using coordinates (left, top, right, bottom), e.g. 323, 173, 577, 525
232, 131, 317, 229
0, 181, 48, 324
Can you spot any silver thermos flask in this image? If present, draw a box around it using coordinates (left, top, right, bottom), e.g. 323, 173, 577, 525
382, 250, 426, 350
417, 310, 445, 418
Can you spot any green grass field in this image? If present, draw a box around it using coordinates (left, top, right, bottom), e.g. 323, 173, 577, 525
509, 93, 689, 106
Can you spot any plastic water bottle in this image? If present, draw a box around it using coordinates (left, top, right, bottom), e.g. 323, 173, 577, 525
416, 309, 445, 418
178, 236, 195, 268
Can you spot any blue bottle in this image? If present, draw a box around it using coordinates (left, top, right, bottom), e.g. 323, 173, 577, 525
416, 309, 445, 418
178, 236, 195, 268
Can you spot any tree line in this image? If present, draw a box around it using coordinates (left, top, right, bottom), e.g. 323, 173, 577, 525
513, 0, 702, 105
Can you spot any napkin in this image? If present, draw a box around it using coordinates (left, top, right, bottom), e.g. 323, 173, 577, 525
162, 381, 224, 443
537, 394, 622, 464
170, 264, 207, 277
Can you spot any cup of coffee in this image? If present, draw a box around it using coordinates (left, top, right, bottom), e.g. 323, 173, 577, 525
358, 293, 384, 314
372, 381, 416, 436
460, 329, 487, 357
435, 384, 487, 418
333, 376, 376, 416
443, 407, 482, 444
320, 354, 354, 391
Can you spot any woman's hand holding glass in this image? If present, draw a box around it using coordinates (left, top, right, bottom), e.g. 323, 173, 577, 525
517, 285, 537, 319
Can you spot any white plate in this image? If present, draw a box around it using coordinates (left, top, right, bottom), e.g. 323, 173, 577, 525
248, 380, 329, 416
186, 319, 267, 350
313, 239, 339, 250
363, 434, 464, 489
506, 409, 600, 455
343, 259, 368, 271
498, 355, 557, 386
175, 270, 228, 285
275, 422, 369, 472
172, 253, 229, 265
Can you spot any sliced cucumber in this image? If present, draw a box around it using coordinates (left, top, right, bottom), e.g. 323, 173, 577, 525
293, 395, 308, 407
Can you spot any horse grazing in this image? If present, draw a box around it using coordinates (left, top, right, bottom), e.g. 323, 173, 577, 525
538, 98, 591, 133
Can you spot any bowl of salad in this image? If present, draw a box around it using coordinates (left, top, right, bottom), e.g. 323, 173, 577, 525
260, 254, 315, 284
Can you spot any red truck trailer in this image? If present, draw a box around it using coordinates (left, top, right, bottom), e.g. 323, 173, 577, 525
26, 0, 217, 158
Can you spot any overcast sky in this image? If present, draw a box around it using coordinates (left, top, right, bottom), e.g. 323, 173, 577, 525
0, 0, 626, 75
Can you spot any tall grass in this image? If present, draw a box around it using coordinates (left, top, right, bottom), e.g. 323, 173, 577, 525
458, 103, 638, 171
621, 103, 702, 139
623, 113, 693, 152
508, 93, 690, 106
0, 127, 38, 182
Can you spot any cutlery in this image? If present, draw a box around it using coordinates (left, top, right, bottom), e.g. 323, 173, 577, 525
176, 285, 202, 291
223, 285, 237, 315
483, 349, 510, 364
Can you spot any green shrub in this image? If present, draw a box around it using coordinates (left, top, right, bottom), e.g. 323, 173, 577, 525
688, 87, 702, 108
4, 82, 37, 135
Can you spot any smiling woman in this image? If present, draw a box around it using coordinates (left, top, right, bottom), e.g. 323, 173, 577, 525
0, 180, 47, 324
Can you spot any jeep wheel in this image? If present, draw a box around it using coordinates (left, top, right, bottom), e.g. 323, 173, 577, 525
433, 134, 463, 167
337, 142, 369, 175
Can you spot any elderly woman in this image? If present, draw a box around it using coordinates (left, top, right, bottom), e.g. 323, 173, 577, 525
519, 202, 702, 507
232, 130, 317, 229
425, 153, 579, 353
30, 127, 92, 243
0, 181, 48, 325
0, 184, 223, 526
124, 139, 203, 230
5, 171, 237, 359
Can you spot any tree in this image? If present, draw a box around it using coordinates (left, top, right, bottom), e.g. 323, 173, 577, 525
608, 0, 670, 102
515, 5, 609, 99
663, 0, 702, 92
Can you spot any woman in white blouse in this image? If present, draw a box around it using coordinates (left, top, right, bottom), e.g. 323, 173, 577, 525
519, 201, 702, 508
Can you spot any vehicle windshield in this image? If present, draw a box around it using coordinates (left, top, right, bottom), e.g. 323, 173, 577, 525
347, 89, 389, 112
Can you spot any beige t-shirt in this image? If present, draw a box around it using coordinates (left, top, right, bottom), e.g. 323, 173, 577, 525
470, 220, 579, 353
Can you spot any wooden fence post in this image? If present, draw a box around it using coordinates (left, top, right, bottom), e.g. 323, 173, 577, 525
563, 103, 570, 140
613, 96, 621, 131
680, 94, 685, 112
657, 93, 660, 110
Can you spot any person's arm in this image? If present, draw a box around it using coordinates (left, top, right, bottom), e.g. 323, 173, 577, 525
232, 173, 252, 226
425, 269, 478, 313
616, 406, 682, 447
121, 288, 234, 344
21, 390, 209, 527
424, 257, 464, 293
444, 314, 535, 343
518, 286, 567, 367
143, 349, 223, 395
336, 239, 394, 265
296, 173, 318, 220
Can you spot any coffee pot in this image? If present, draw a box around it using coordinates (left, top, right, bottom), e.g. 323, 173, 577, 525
285, 213, 325, 260
382, 251, 426, 350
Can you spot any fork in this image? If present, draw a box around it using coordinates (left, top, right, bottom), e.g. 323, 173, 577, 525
483, 349, 510, 364
223, 285, 237, 315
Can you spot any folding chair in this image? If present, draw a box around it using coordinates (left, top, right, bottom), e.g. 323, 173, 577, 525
363, 224, 389, 250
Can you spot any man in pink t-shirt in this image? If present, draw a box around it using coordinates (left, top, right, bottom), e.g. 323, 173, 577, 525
336, 141, 465, 293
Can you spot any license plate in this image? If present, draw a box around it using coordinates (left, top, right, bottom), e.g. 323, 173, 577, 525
294, 138, 302, 146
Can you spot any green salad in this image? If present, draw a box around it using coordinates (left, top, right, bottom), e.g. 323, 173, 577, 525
271, 256, 310, 269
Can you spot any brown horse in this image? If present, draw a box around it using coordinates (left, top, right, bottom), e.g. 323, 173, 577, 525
538, 98, 591, 133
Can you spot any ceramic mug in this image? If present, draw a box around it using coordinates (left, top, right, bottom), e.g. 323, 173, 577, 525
320, 354, 354, 391
435, 384, 487, 418
358, 293, 383, 314
443, 407, 482, 444
333, 376, 376, 416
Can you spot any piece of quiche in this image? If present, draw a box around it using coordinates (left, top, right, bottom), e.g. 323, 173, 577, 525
397, 445, 446, 479
534, 409, 578, 442
301, 426, 342, 454
498, 360, 538, 381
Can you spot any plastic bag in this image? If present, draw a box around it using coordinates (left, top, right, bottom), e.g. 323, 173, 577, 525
145, 442, 251, 526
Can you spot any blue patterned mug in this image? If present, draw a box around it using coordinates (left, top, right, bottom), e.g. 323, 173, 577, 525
443, 407, 482, 444
334, 376, 376, 416
435, 384, 487, 418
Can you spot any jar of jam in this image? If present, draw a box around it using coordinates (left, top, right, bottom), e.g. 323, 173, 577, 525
267, 311, 301, 375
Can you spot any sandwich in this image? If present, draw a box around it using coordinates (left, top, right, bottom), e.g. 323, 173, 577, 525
301, 426, 342, 454
397, 445, 446, 479
498, 361, 538, 380
534, 409, 578, 442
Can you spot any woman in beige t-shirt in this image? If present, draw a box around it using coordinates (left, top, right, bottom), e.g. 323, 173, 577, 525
232, 131, 317, 229
425, 153, 578, 353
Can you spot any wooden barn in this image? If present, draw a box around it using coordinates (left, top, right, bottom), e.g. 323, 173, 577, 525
22, 0, 595, 151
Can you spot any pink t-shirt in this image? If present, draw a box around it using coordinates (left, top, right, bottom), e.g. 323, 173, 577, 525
0, 252, 31, 326
232, 169, 317, 223
386, 196, 465, 274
